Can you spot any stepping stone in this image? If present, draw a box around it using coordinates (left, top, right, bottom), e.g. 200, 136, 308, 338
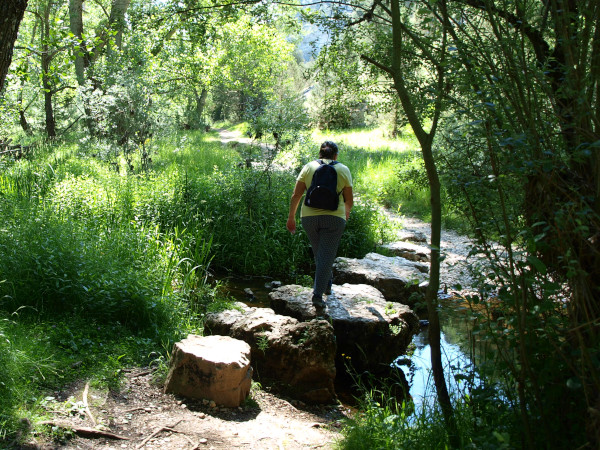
204, 304, 337, 404
378, 241, 430, 262
164, 335, 252, 407
333, 252, 428, 305
269, 284, 419, 376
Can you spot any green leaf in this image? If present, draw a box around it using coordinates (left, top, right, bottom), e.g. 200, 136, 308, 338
526, 255, 547, 275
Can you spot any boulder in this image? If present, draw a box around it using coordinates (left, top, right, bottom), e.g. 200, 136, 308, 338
204, 303, 336, 404
269, 284, 420, 376
398, 230, 427, 243
378, 241, 431, 262
333, 252, 429, 305
164, 335, 252, 408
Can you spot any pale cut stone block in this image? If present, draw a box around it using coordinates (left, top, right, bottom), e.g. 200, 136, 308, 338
164, 335, 252, 407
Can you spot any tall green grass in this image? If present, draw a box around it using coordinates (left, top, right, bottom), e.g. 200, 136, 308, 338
315, 127, 468, 230
0, 128, 393, 443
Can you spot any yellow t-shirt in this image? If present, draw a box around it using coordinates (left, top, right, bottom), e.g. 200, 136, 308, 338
297, 159, 353, 219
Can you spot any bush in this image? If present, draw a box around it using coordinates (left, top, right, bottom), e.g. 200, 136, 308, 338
0, 208, 177, 330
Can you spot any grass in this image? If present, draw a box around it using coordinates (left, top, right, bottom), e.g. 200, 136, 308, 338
315, 127, 471, 232
335, 356, 518, 450
0, 126, 399, 444
336, 393, 515, 450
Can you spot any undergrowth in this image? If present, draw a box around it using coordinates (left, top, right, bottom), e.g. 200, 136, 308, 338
0, 127, 395, 444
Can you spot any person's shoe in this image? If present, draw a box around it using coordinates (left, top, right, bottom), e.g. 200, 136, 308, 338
312, 295, 327, 317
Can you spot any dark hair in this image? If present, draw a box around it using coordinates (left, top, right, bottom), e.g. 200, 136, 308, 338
319, 141, 338, 159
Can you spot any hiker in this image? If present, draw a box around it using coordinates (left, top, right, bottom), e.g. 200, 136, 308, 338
286, 141, 353, 315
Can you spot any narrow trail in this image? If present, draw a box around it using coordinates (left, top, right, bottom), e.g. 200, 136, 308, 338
215, 127, 478, 292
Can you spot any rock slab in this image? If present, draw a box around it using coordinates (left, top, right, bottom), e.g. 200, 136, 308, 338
378, 241, 431, 262
333, 252, 429, 305
164, 334, 252, 407
269, 284, 420, 375
204, 304, 337, 404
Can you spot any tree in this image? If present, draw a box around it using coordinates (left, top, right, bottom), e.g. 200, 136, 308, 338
435, 1, 600, 446
0, 0, 28, 94
68, 0, 87, 85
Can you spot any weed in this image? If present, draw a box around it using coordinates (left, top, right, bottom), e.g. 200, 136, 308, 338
256, 334, 269, 354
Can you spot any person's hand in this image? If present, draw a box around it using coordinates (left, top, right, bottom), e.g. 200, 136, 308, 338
286, 217, 296, 234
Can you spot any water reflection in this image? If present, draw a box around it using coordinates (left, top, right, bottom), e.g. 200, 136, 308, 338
398, 299, 482, 409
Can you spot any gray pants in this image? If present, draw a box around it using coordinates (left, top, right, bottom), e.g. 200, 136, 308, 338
302, 215, 346, 298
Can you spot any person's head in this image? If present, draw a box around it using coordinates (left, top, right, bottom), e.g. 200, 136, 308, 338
319, 141, 338, 159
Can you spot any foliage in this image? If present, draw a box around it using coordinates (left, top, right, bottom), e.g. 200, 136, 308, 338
246, 92, 310, 155
83, 61, 159, 172
430, 2, 600, 447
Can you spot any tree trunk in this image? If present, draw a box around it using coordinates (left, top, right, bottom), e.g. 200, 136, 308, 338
195, 87, 208, 124
69, 0, 88, 85
19, 109, 31, 134
41, 1, 56, 137
0, 0, 28, 93
18, 87, 32, 134
388, 0, 458, 444
109, 0, 131, 51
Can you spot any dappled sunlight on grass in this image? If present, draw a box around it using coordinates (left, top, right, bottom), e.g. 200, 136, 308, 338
153, 130, 240, 174
312, 127, 417, 153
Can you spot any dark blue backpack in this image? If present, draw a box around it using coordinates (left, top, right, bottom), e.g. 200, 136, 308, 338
304, 160, 340, 211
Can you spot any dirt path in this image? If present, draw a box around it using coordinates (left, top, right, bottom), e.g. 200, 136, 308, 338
33, 370, 346, 449
216, 128, 254, 147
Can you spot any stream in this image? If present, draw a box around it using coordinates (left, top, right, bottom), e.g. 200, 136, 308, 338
221, 275, 478, 409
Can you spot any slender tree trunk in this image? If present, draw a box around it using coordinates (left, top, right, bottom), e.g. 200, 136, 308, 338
19, 109, 31, 134
69, 0, 88, 85
389, 0, 458, 444
151, 26, 179, 56
0, 0, 28, 93
109, 0, 131, 51
18, 87, 32, 134
195, 87, 208, 125
41, 1, 56, 137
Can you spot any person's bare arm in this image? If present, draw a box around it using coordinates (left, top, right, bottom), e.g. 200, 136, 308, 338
287, 181, 307, 234
342, 186, 353, 220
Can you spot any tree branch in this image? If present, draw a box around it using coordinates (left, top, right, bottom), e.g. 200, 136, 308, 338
14, 46, 42, 57
360, 54, 394, 77
50, 85, 76, 95
454, 0, 550, 64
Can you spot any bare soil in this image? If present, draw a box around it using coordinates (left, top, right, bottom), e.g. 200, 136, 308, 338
27, 369, 347, 449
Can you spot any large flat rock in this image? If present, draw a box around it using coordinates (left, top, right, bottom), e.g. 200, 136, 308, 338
269, 284, 420, 376
378, 241, 430, 262
204, 304, 336, 404
333, 252, 429, 305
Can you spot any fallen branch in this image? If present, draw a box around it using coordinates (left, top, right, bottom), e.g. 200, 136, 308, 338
82, 382, 97, 426
136, 419, 184, 449
38, 421, 129, 440
122, 406, 148, 413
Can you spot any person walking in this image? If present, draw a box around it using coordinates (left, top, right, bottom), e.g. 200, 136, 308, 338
286, 141, 353, 315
